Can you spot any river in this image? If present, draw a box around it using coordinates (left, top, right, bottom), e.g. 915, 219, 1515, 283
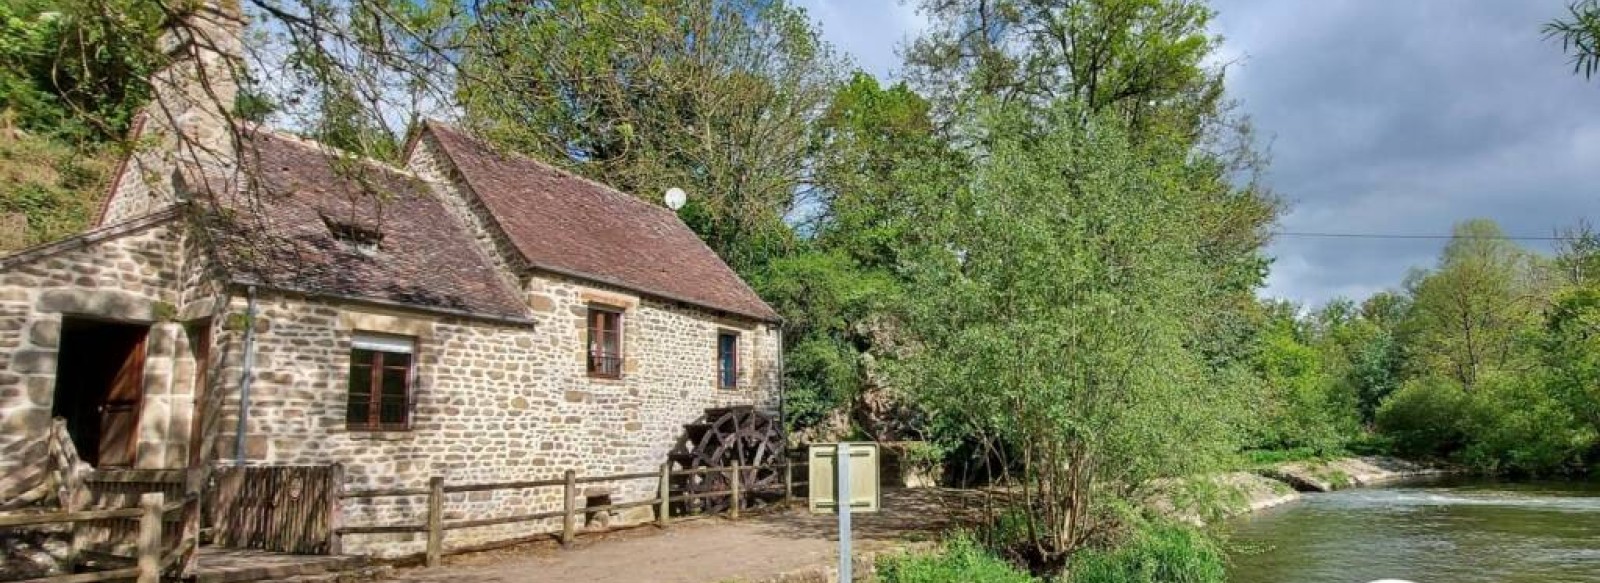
1224, 477, 1600, 583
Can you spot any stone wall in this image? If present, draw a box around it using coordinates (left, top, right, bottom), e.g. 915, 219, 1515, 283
0, 216, 210, 476
406, 132, 526, 288
212, 273, 779, 556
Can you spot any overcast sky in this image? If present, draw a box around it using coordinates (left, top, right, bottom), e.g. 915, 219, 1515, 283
793, 0, 1600, 306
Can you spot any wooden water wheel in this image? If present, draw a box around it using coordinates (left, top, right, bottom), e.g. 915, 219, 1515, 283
669, 406, 785, 514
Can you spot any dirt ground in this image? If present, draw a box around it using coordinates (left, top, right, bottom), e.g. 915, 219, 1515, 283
379, 488, 997, 583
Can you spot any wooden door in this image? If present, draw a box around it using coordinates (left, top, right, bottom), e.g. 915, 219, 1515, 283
188, 322, 210, 467
98, 332, 147, 467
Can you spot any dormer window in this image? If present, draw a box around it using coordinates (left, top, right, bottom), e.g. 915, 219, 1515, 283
322, 214, 384, 254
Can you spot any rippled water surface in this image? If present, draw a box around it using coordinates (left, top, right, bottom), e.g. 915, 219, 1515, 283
1224, 478, 1600, 583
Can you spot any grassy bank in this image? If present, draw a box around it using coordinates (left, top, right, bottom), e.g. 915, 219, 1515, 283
877, 523, 1227, 583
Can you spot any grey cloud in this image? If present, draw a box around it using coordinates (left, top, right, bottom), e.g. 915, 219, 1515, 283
1216, 0, 1600, 305
802, 1, 1600, 306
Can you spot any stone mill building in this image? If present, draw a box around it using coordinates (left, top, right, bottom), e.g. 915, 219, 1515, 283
0, 1, 781, 557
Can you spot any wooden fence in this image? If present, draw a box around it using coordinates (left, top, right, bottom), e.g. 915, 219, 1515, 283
209, 465, 341, 555
0, 491, 198, 583
340, 457, 809, 567
74, 470, 193, 558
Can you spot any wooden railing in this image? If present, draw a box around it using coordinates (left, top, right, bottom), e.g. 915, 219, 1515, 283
75, 470, 192, 557
0, 491, 198, 583
339, 457, 810, 567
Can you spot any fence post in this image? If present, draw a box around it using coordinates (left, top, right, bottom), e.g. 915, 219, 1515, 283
426, 476, 444, 568
136, 492, 163, 583
784, 454, 794, 503
327, 463, 344, 556
561, 469, 577, 548
656, 463, 671, 528
729, 461, 741, 520
179, 469, 204, 577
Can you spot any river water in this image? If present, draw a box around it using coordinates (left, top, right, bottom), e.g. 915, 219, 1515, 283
1224, 477, 1600, 583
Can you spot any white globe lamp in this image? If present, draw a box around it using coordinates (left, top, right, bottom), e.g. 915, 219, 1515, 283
664, 187, 687, 211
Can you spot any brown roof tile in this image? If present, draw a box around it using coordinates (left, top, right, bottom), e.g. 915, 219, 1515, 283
202, 128, 529, 321
419, 122, 779, 322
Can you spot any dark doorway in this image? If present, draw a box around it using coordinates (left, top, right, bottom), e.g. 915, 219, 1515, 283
186, 320, 210, 467
51, 317, 150, 467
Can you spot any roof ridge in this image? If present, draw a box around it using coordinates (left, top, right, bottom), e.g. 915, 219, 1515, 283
2, 206, 184, 270
419, 119, 780, 322
421, 120, 679, 218
240, 124, 428, 181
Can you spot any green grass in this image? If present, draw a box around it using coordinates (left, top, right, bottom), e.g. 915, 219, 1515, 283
877, 522, 1229, 583
877, 534, 1037, 583
1065, 524, 1227, 583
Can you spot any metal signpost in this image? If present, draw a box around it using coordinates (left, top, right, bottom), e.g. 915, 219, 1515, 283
809, 442, 880, 582
837, 442, 852, 581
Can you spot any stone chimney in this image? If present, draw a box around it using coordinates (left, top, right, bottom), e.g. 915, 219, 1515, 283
99, 0, 245, 225
152, 0, 244, 162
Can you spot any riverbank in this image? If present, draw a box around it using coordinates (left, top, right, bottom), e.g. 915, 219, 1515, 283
1158, 456, 1456, 525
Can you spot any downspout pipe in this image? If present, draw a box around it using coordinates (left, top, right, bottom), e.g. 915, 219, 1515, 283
234, 286, 258, 467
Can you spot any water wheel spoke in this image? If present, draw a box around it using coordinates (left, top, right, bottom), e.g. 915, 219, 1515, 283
672, 406, 785, 514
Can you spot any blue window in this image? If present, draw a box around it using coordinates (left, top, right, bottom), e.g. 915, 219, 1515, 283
718, 332, 739, 389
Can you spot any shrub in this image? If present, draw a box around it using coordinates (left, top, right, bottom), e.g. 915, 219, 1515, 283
1376, 374, 1596, 473
1374, 376, 1471, 458
1065, 523, 1226, 583
877, 534, 1036, 583
1457, 375, 1594, 474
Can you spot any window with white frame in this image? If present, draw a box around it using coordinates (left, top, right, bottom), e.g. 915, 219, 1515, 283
347, 332, 415, 430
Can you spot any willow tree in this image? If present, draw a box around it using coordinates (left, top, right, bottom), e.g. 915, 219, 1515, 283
1547, 0, 1600, 80
894, 104, 1251, 562
457, 0, 845, 271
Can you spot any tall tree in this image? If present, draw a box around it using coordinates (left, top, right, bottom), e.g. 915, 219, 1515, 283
906, 0, 1277, 375
1403, 220, 1547, 390
905, 0, 1225, 139
458, 0, 845, 271
894, 103, 1251, 561
760, 73, 962, 435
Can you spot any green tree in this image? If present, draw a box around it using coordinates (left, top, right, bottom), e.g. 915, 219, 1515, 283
1542, 287, 1600, 436
894, 103, 1253, 560
1246, 301, 1362, 454
1546, 0, 1600, 80
808, 73, 960, 268
907, 0, 1277, 381
0, 0, 167, 250
0, 0, 167, 142
764, 73, 963, 435
905, 0, 1224, 138
458, 0, 844, 271
1401, 220, 1546, 390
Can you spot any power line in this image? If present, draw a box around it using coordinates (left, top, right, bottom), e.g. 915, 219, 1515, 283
1273, 231, 1580, 242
